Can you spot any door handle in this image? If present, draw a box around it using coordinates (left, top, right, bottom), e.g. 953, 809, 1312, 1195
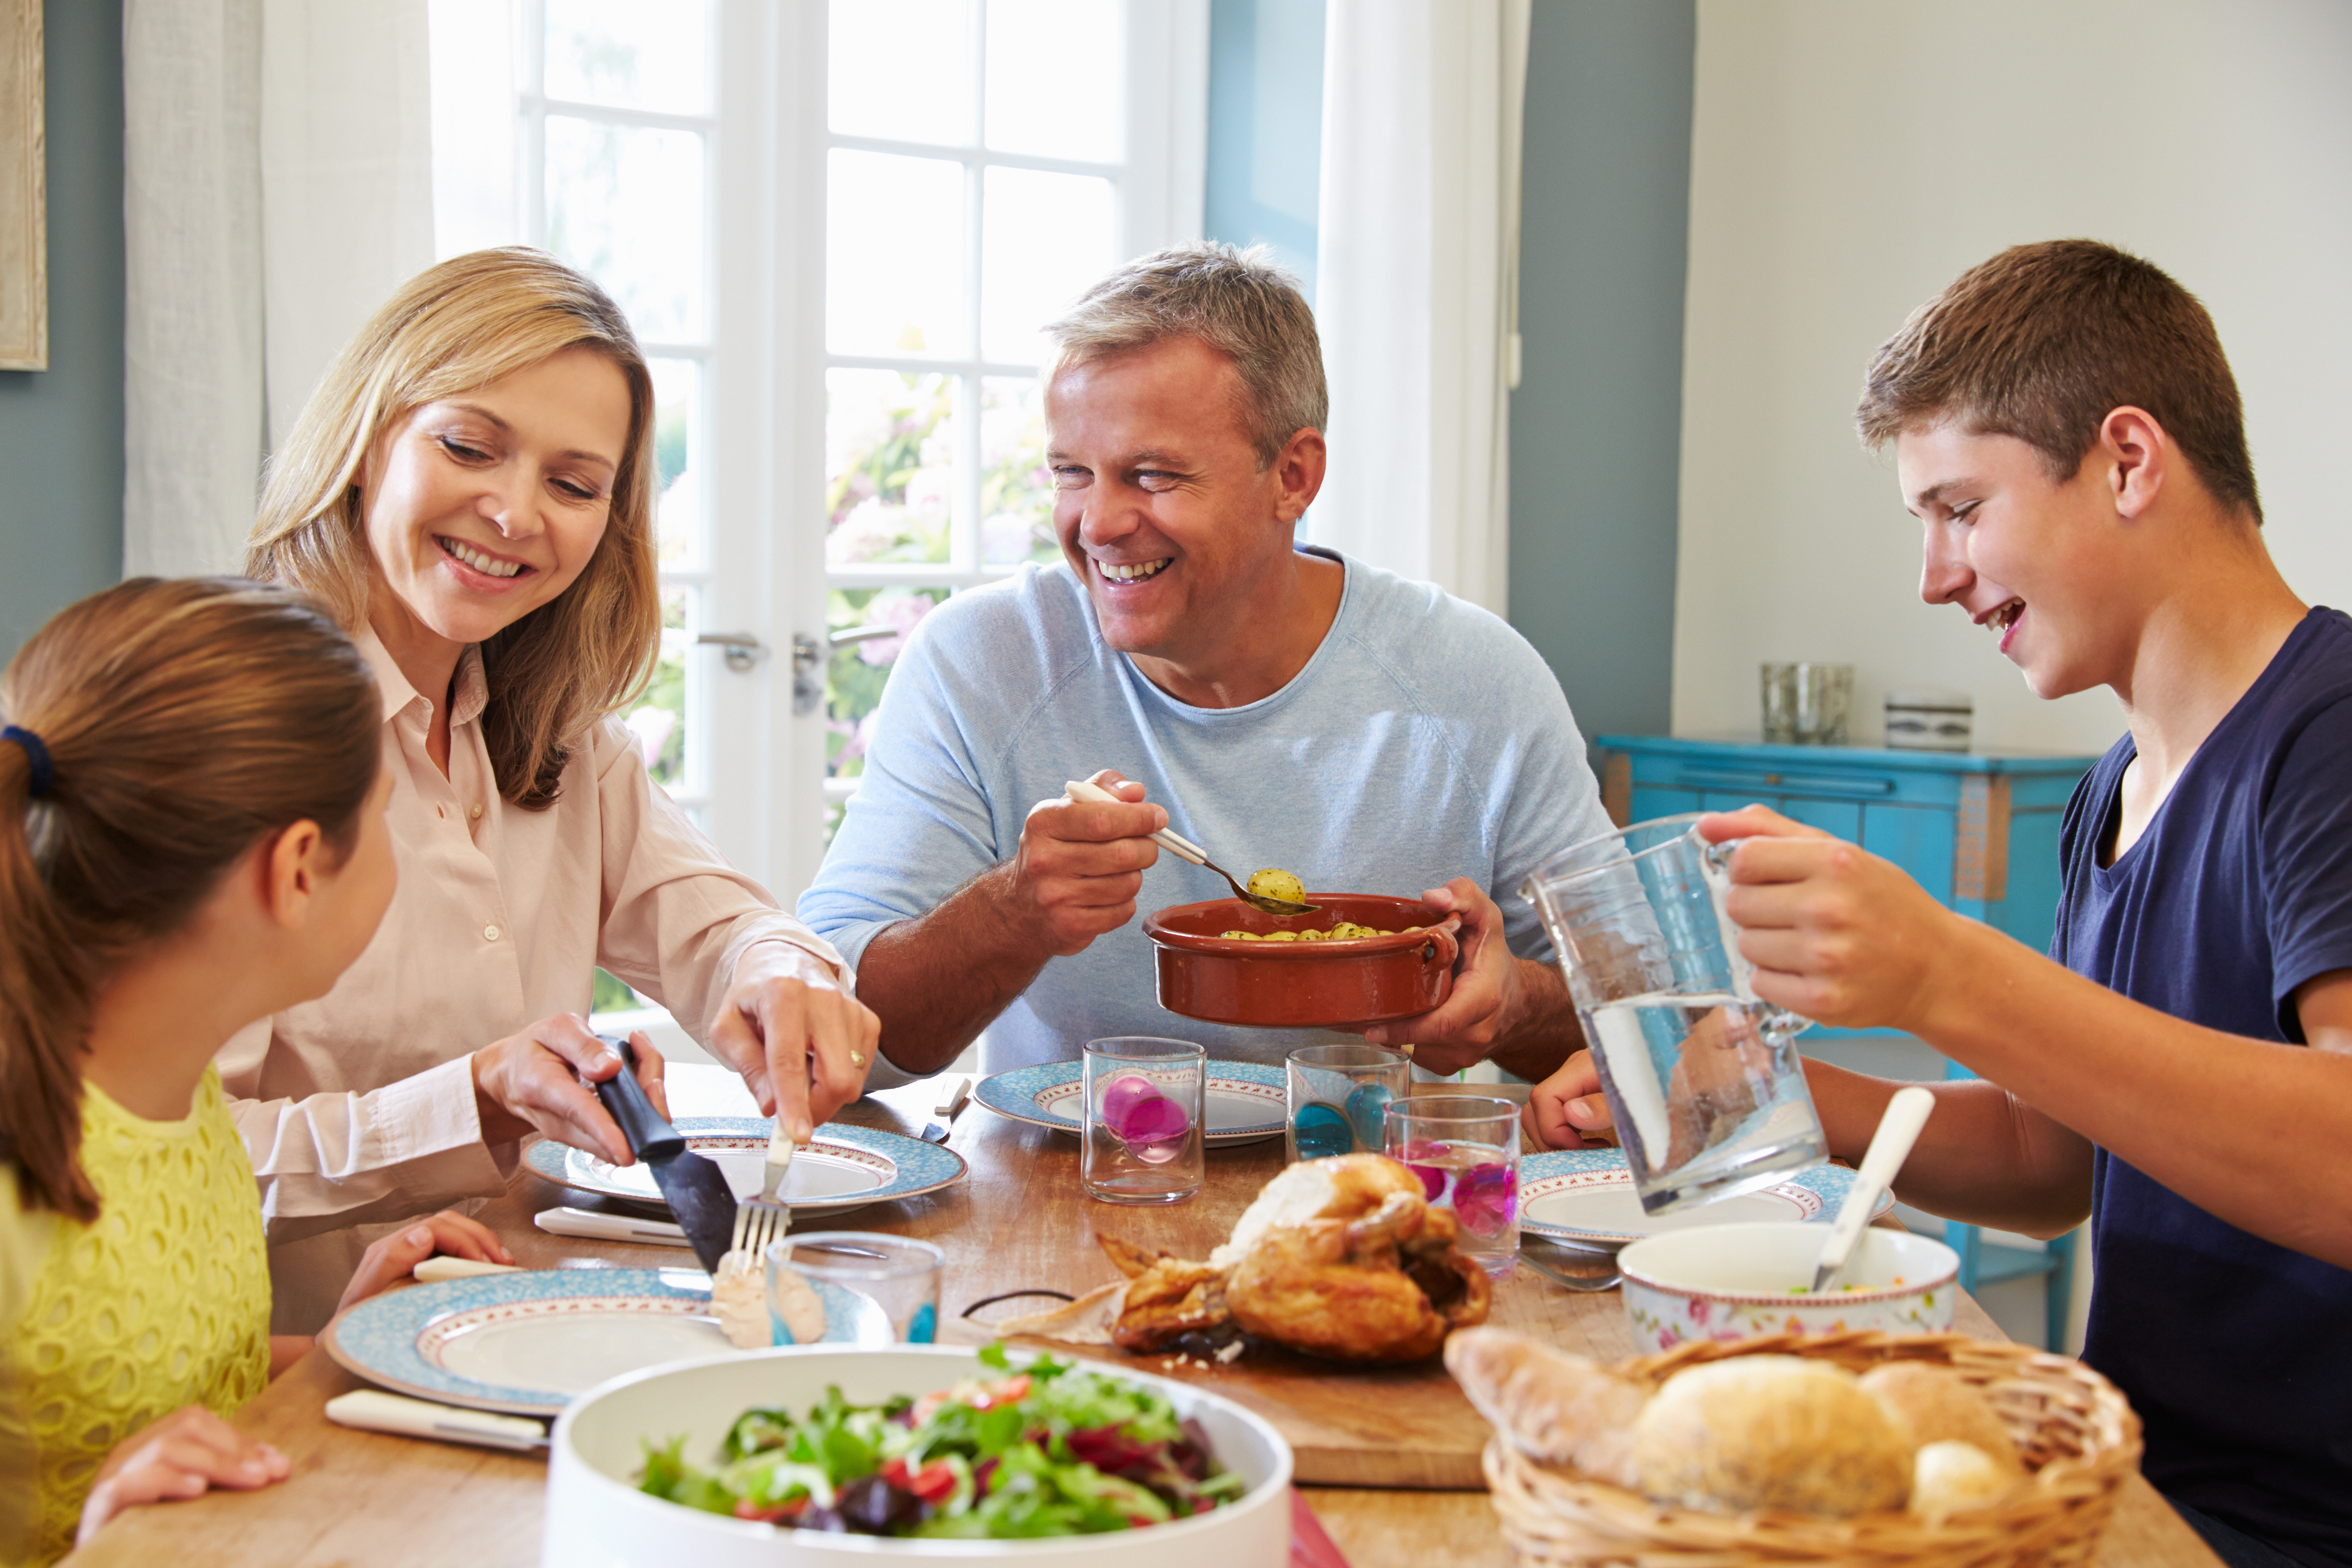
695, 631, 767, 673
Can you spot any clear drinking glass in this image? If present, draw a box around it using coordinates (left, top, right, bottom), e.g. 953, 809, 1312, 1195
768, 1232, 943, 1346
1522, 814, 1827, 1214
1760, 663, 1800, 744
1286, 1045, 1412, 1162
1383, 1095, 1520, 1277
1081, 1038, 1206, 1204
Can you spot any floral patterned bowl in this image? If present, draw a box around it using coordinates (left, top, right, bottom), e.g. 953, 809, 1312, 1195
1617, 1221, 1958, 1355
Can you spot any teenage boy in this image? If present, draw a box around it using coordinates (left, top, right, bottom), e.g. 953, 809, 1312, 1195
1525, 240, 2352, 1568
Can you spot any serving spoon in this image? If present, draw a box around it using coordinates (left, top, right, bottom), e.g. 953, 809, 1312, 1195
1811, 1085, 1936, 1292
1064, 776, 1319, 915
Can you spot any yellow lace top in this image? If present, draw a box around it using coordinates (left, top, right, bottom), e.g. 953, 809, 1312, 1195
3, 1068, 271, 1566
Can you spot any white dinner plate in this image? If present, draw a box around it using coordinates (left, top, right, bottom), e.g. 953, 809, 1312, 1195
522, 1119, 964, 1216
321, 1268, 884, 1417
973, 1060, 1288, 1146
1518, 1146, 1895, 1247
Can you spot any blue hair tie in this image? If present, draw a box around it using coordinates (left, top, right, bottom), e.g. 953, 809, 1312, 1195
2, 724, 53, 800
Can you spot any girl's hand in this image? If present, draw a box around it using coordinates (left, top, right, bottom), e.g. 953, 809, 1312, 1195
335, 1210, 513, 1315
1522, 1049, 1616, 1151
75, 1405, 290, 1546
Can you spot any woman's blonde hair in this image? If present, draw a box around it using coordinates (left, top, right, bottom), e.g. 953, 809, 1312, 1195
247, 247, 661, 809
1, 579, 381, 1222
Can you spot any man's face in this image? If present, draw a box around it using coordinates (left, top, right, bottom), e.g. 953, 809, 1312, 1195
1898, 422, 2126, 700
1045, 337, 1300, 668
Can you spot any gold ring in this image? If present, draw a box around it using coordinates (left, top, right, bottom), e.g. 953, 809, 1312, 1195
849, 1050, 868, 1069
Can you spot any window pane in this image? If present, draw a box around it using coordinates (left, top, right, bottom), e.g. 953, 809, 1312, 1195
981, 376, 1058, 567
545, 116, 705, 342
545, 0, 711, 115
826, 369, 958, 567
627, 586, 693, 790
648, 358, 702, 567
826, 149, 968, 358
981, 166, 1114, 365
830, 0, 973, 145
828, 586, 951, 780
984, 0, 1121, 163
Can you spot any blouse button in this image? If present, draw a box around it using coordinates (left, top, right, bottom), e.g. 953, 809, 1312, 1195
470, 803, 484, 819
484, 924, 502, 942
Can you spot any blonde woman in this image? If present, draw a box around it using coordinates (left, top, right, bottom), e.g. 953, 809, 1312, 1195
231, 248, 877, 1329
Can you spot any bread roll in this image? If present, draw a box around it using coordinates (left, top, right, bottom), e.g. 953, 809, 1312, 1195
1909, 1440, 2020, 1522
1859, 1362, 2024, 1474
1444, 1328, 1646, 1487
1631, 1356, 1911, 1516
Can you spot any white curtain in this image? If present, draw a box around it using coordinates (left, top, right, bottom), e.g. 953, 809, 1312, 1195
123, 0, 434, 577
1310, 0, 1530, 617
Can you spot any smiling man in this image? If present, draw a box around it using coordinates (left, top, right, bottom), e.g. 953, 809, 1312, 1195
800, 244, 1610, 1082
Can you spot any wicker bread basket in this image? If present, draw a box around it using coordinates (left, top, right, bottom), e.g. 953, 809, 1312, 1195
1484, 1330, 2142, 1568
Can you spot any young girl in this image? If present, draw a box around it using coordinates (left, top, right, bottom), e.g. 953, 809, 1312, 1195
0, 577, 503, 1565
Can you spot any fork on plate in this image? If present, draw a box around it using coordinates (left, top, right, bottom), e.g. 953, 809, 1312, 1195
730, 1123, 801, 1261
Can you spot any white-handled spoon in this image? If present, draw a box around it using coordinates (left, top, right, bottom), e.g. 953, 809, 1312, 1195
1063, 776, 1317, 914
1811, 1085, 1937, 1292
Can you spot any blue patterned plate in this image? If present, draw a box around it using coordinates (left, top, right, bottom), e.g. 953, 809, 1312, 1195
522, 1119, 965, 1215
1518, 1147, 1895, 1247
975, 1060, 1287, 1146
321, 1267, 886, 1417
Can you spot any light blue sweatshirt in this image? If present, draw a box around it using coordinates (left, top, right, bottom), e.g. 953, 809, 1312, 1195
799, 547, 1613, 1082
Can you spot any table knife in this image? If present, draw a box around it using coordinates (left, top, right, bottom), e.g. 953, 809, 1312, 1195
590, 1033, 738, 1273
325, 1391, 548, 1452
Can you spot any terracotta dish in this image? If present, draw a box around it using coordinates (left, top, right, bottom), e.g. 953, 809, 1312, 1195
1143, 894, 1461, 1029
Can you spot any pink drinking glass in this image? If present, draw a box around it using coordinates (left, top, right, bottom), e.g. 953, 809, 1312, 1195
1383, 1093, 1520, 1276
1081, 1037, 1206, 1204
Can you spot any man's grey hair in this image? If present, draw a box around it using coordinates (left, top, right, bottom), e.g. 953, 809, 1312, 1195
1044, 242, 1327, 468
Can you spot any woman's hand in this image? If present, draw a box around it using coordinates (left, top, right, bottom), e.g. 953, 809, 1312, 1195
75, 1405, 290, 1546
1698, 806, 1961, 1033
335, 1210, 514, 1315
1522, 1049, 1617, 1151
712, 948, 881, 1141
471, 1016, 668, 1163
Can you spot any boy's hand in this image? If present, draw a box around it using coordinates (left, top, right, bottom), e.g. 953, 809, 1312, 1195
1698, 805, 1959, 1033
335, 1210, 513, 1315
1522, 1048, 1616, 1151
75, 1405, 290, 1546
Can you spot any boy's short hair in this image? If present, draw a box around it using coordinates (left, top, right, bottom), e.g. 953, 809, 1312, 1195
1856, 240, 2262, 523
1045, 242, 1327, 469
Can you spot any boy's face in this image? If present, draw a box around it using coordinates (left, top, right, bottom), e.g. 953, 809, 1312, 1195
1898, 423, 2128, 701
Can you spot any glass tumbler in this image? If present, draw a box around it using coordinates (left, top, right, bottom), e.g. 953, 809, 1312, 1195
1081, 1037, 1205, 1203
1286, 1044, 1412, 1162
1522, 813, 1826, 1214
1383, 1094, 1520, 1277
768, 1231, 943, 1346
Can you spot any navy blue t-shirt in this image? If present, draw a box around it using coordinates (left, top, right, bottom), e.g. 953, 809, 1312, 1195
2055, 607, 2352, 1568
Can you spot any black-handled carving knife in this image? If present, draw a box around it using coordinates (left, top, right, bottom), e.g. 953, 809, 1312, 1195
589, 1033, 738, 1273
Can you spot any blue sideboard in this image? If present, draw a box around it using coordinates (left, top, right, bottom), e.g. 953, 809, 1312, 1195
1591, 734, 2101, 1039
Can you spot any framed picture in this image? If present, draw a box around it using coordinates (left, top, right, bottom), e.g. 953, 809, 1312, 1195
0, 0, 43, 372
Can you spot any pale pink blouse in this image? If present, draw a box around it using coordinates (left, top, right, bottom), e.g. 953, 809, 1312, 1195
219, 628, 845, 1329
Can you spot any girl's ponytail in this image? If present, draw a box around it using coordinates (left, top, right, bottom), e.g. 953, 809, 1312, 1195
0, 577, 381, 1221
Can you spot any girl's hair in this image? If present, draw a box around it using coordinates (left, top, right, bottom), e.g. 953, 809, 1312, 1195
0, 577, 381, 1222
246, 246, 661, 809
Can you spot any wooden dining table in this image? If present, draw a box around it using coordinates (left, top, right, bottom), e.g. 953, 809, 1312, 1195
66, 1067, 2221, 1567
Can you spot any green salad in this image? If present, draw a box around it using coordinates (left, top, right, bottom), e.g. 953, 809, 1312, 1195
638, 1345, 1248, 1538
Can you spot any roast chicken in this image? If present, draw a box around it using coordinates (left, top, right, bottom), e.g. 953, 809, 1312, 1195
1098, 1153, 1493, 1364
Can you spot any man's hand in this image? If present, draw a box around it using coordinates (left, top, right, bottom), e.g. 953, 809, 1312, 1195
471, 1017, 669, 1165
1362, 879, 1529, 1073
76, 1406, 290, 1547
1008, 770, 1166, 957
1699, 806, 1962, 1033
334, 1210, 514, 1315
1523, 1048, 1616, 1151
711, 947, 880, 1142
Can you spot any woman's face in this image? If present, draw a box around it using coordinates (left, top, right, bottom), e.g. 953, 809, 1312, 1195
360, 345, 635, 650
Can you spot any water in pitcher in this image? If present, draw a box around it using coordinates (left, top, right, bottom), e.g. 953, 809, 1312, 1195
1585, 989, 1824, 1210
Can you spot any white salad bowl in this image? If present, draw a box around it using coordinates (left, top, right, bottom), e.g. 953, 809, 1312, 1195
542, 1344, 1295, 1567
1617, 1221, 1960, 1355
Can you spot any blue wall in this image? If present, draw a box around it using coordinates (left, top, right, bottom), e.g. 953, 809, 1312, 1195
1204, 0, 1324, 296
0, 0, 124, 655
1506, 0, 1695, 744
